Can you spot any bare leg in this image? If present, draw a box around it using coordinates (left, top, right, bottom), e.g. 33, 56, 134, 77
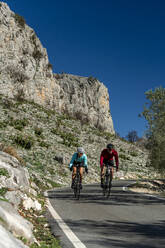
80, 167, 84, 183
72, 166, 77, 180
100, 166, 105, 187
101, 166, 105, 180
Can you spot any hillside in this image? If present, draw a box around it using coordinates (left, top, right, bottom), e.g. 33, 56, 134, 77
0, 93, 159, 191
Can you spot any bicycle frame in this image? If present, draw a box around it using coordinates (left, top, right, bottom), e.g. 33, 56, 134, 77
103, 164, 114, 198
73, 163, 81, 200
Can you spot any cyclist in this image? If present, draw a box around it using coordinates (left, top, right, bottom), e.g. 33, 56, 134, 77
100, 143, 119, 188
69, 147, 88, 189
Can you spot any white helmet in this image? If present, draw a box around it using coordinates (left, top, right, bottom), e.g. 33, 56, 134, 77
77, 147, 84, 154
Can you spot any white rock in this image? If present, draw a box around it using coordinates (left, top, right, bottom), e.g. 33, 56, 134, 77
0, 201, 35, 244
0, 224, 28, 248
23, 197, 41, 211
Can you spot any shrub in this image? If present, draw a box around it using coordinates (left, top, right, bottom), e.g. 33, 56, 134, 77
12, 134, 34, 149
54, 74, 63, 80
0, 187, 8, 197
74, 111, 90, 125
0, 121, 7, 129
34, 127, 43, 136
32, 50, 43, 61
46, 179, 61, 188
14, 13, 25, 28
1, 98, 14, 109
87, 76, 97, 84
119, 153, 130, 160
47, 63, 53, 70
130, 151, 138, 157
6, 66, 29, 84
0, 168, 9, 178
60, 132, 79, 147
51, 128, 58, 135
39, 141, 50, 148
14, 88, 25, 102
10, 118, 28, 131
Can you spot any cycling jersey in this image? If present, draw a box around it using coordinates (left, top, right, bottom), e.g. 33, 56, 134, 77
100, 148, 119, 169
69, 152, 88, 168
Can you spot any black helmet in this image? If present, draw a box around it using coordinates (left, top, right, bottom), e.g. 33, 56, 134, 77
107, 143, 114, 150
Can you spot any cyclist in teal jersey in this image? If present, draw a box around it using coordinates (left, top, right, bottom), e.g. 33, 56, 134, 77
69, 147, 88, 189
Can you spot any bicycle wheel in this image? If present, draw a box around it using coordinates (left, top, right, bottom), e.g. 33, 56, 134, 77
103, 175, 109, 197
107, 172, 113, 198
74, 177, 77, 198
77, 178, 81, 200
74, 172, 81, 200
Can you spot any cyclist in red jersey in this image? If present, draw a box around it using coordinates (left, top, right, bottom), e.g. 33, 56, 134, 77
100, 143, 119, 188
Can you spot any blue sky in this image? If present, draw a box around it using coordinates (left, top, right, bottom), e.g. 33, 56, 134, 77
3, 0, 165, 138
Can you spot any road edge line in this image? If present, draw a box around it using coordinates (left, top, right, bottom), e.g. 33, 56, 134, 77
44, 191, 87, 248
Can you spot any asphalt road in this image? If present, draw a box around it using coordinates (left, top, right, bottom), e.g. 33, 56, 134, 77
47, 180, 165, 248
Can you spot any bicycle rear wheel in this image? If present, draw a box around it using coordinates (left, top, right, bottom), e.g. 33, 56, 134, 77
74, 173, 81, 200
103, 175, 109, 197
106, 173, 113, 198
74, 181, 77, 198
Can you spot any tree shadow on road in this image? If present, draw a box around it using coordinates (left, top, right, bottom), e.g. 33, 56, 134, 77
48, 215, 165, 248
47, 184, 165, 206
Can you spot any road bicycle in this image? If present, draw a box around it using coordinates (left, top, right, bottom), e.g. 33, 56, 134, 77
73, 163, 82, 200
103, 163, 116, 198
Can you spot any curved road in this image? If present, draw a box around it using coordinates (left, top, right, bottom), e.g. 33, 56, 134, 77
46, 180, 165, 248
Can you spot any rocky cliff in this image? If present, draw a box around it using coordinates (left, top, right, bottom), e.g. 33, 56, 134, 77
0, 2, 114, 133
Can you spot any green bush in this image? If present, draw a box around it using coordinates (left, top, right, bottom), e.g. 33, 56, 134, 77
10, 118, 28, 131
46, 179, 61, 188
0, 168, 9, 178
39, 141, 50, 148
119, 153, 130, 160
0, 187, 8, 197
12, 134, 34, 149
0, 121, 7, 129
120, 148, 125, 153
34, 127, 43, 136
130, 151, 138, 157
51, 128, 58, 135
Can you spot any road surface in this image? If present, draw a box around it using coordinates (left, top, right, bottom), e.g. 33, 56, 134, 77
46, 180, 165, 248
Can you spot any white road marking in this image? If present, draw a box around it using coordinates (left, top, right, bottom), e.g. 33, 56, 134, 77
45, 191, 87, 248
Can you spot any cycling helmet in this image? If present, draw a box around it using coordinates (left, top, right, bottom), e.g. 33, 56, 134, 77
77, 147, 84, 154
107, 143, 114, 150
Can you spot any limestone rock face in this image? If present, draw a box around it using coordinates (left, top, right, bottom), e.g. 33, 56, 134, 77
0, 2, 60, 106
0, 2, 114, 133
54, 74, 114, 133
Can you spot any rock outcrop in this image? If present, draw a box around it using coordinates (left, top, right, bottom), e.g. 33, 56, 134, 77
0, 225, 28, 248
0, 151, 40, 245
0, 2, 114, 133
